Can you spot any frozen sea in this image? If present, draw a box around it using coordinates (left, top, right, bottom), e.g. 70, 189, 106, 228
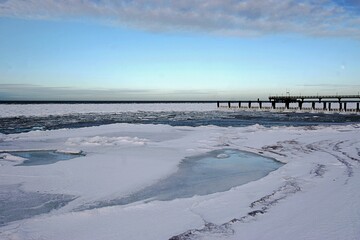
0, 103, 360, 240
1, 103, 360, 134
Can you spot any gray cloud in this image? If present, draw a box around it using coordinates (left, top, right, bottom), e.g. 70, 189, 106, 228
0, 84, 156, 101
0, 0, 360, 38
0, 84, 234, 101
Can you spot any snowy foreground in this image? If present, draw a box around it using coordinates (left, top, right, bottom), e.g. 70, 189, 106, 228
1, 123, 360, 240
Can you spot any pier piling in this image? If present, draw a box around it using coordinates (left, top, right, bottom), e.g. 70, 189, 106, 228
285, 102, 290, 109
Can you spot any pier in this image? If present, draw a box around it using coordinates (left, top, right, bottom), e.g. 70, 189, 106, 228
217, 95, 360, 112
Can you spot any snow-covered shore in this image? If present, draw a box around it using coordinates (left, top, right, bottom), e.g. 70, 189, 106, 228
0, 123, 359, 239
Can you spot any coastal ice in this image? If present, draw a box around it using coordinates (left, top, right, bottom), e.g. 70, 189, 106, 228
0, 104, 359, 240
0, 153, 26, 162
0, 103, 217, 118
66, 136, 149, 146
74, 149, 282, 211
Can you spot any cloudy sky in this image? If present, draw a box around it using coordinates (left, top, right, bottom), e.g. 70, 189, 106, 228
1, 0, 360, 100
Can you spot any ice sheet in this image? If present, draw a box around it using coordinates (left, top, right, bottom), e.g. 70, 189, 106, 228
0, 123, 359, 240
76, 149, 283, 210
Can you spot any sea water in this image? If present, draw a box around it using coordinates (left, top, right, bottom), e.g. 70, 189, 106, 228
1, 107, 360, 134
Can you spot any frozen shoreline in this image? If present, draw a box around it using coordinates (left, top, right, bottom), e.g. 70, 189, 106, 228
0, 123, 360, 239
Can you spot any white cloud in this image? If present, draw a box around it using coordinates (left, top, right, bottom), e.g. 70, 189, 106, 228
0, 0, 360, 38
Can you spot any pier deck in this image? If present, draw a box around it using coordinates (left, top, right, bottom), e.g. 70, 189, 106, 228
217, 95, 360, 112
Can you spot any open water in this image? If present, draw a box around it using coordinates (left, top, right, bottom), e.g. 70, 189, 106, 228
1, 108, 360, 134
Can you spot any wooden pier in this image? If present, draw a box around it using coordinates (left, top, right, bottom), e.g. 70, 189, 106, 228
217, 95, 360, 112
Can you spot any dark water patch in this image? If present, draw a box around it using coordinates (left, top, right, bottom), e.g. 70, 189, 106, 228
1, 111, 360, 134
78, 149, 283, 210
5, 150, 84, 166
0, 184, 76, 226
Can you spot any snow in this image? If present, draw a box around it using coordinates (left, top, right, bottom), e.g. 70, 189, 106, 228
0, 103, 217, 117
0, 153, 26, 164
66, 136, 149, 146
0, 153, 25, 161
0, 121, 360, 240
216, 153, 229, 159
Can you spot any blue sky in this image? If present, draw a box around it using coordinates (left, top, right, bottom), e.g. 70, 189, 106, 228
0, 0, 360, 100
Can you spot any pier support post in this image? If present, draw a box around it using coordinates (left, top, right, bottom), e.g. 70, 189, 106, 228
357, 103, 360, 112
312, 102, 315, 110
238, 101, 241, 108
272, 102, 276, 109
217, 101, 220, 108
344, 102, 347, 112
248, 102, 251, 108
228, 101, 231, 108
323, 102, 326, 110
339, 102, 342, 111
298, 101, 303, 110
285, 101, 290, 110
328, 102, 331, 111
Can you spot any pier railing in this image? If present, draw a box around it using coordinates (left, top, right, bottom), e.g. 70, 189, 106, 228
269, 95, 360, 102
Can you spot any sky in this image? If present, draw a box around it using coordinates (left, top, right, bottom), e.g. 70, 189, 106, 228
0, 0, 360, 101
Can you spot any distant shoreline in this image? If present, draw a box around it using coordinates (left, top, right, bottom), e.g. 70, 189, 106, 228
0, 101, 218, 105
